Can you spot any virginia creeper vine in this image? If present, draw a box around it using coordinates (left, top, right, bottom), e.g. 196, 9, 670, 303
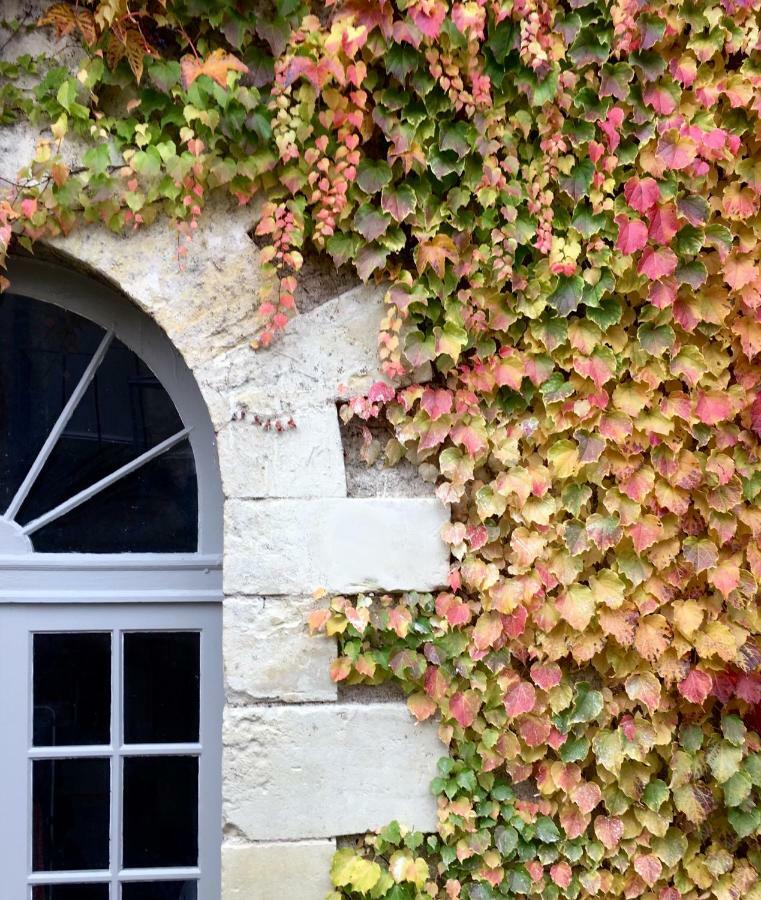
2, 1, 761, 898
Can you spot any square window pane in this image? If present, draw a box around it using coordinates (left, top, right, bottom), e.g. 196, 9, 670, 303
33, 886, 109, 900
34, 633, 111, 747
33, 758, 110, 871
122, 757, 198, 868
124, 633, 199, 744
122, 883, 197, 900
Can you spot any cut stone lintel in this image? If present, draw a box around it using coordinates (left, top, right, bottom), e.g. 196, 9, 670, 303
223, 702, 442, 841
225, 497, 450, 596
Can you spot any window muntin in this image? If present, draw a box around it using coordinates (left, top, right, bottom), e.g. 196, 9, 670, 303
0, 293, 198, 553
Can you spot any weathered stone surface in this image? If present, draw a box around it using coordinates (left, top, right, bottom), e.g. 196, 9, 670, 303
224, 596, 336, 704
224, 497, 450, 595
342, 421, 438, 498
222, 840, 335, 900
223, 703, 441, 840
206, 282, 388, 415
218, 403, 346, 499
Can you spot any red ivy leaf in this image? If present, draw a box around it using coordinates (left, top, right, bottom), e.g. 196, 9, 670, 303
638, 246, 678, 280
615, 214, 648, 254
678, 668, 713, 704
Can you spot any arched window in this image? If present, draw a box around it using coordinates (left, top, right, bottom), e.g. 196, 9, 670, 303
0, 260, 223, 900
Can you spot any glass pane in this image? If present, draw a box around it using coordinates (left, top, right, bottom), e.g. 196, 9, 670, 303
124, 633, 200, 744
19, 337, 185, 527
33, 758, 111, 871
123, 757, 198, 868
34, 633, 111, 747
30, 438, 197, 553
122, 883, 197, 900
0, 293, 105, 514
32, 885, 109, 900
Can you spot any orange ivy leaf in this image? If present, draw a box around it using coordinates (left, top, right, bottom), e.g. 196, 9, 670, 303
181, 48, 248, 90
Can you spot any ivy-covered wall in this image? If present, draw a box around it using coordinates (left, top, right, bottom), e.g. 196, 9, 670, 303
3, 1, 761, 899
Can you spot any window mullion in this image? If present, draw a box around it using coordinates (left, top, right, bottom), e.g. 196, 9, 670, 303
111, 628, 122, 900
21, 427, 191, 537
3, 331, 114, 523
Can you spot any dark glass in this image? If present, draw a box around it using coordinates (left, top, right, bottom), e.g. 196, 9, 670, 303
0, 293, 105, 513
32, 758, 111, 871
123, 757, 198, 868
19, 337, 186, 527
124, 633, 200, 744
33, 633, 111, 747
30, 438, 197, 553
33, 885, 109, 900
122, 883, 198, 900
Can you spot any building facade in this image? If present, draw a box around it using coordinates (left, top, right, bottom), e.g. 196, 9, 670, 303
0, 142, 449, 900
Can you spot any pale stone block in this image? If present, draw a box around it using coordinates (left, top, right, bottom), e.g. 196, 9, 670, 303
224, 596, 336, 704
218, 404, 346, 499
224, 497, 450, 595
205, 283, 388, 414
222, 840, 335, 900
223, 703, 441, 840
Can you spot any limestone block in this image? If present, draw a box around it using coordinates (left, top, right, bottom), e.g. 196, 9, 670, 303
223, 703, 441, 840
222, 840, 335, 900
224, 596, 336, 704
224, 497, 450, 595
218, 403, 346, 499
205, 283, 388, 414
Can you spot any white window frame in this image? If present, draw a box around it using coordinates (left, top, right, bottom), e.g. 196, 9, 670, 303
0, 602, 223, 900
0, 258, 225, 900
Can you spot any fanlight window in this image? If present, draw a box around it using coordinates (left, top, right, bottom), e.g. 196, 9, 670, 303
0, 292, 198, 554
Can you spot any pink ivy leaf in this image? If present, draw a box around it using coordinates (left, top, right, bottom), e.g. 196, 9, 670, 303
451, 2, 486, 38
634, 854, 663, 888
367, 381, 395, 403
678, 668, 713, 705
638, 246, 678, 280
643, 84, 677, 115
450, 422, 487, 456
648, 204, 679, 244
530, 662, 562, 690
450, 689, 481, 728
519, 715, 551, 747
594, 815, 624, 850
657, 131, 698, 170
408, 1, 446, 38
550, 862, 572, 889
624, 176, 660, 213
571, 782, 603, 814
504, 680, 536, 717
615, 214, 648, 254
752, 393, 761, 438
421, 387, 453, 420
696, 391, 733, 425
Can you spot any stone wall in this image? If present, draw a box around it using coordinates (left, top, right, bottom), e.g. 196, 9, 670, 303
1, 9, 452, 896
